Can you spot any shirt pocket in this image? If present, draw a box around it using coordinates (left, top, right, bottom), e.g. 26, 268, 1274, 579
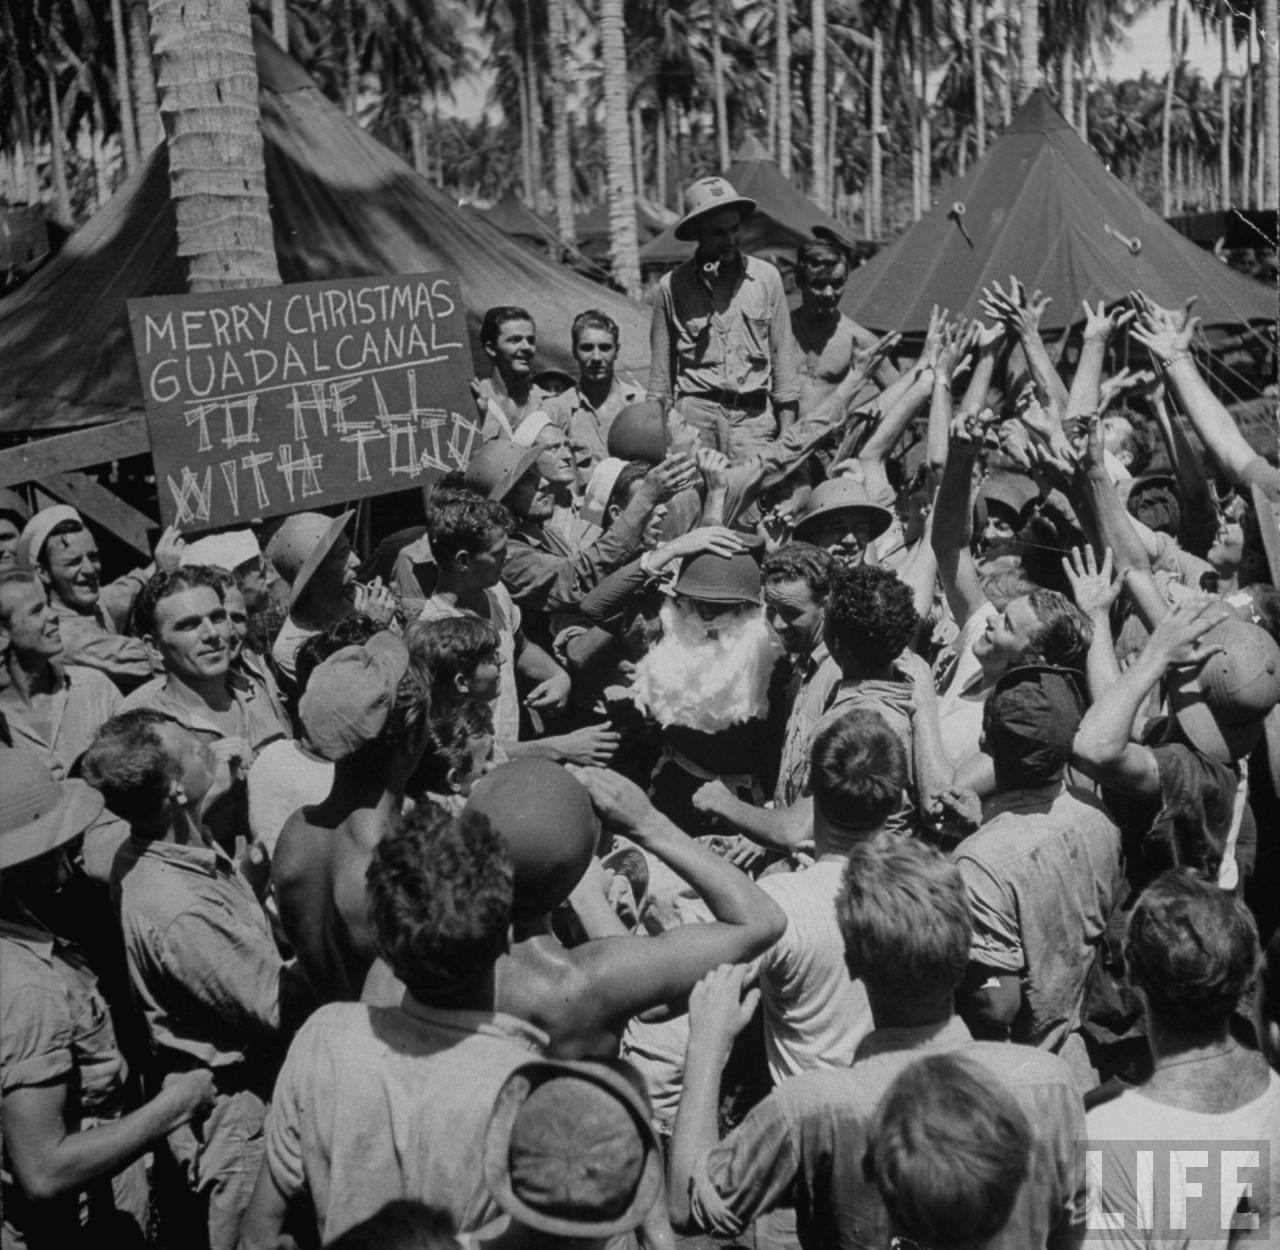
678, 314, 713, 362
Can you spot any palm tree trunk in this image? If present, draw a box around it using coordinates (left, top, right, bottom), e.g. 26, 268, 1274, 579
1265, 0, 1279, 209
513, 54, 534, 204
996, 0, 1013, 123
632, 103, 645, 201
1076, 47, 1087, 136
128, 0, 161, 153
870, 30, 883, 236
434, 95, 444, 189
1220, 16, 1231, 207
918, 29, 931, 213
811, 0, 828, 205
271, 0, 287, 50
1061, 53, 1074, 128
826, 90, 838, 211
777, 0, 792, 176
341, 0, 357, 116
656, 102, 668, 208
524, 3, 544, 213
1162, 0, 1178, 217
43, 55, 72, 224
548, 0, 575, 244
148, 0, 280, 289
1019, 0, 1040, 101
1, 0, 39, 203
111, 0, 140, 172
711, 0, 731, 171
601, 0, 641, 298
1243, 12, 1254, 206
409, 103, 428, 173
669, 97, 683, 198
972, 0, 986, 156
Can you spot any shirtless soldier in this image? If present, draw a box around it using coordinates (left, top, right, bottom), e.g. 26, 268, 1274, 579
790, 233, 898, 416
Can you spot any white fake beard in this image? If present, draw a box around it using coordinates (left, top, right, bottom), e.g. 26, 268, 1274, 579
632, 600, 784, 733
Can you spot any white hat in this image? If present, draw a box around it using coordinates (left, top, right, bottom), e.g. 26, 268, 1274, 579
181, 528, 261, 572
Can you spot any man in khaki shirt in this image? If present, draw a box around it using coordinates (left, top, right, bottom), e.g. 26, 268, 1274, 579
647, 177, 800, 460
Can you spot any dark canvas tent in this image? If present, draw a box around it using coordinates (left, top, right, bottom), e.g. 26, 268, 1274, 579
841, 91, 1276, 334
575, 199, 672, 261
639, 136, 854, 268
0, 31, 650, 433
479, 190, 561, 250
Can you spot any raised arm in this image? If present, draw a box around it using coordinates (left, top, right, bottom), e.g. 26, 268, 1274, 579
981, 277, 1069, 411
1065, 299, 1134, 422
1131, 293, 1274, 492
1072, 596, 1227, 798
564, 768, 786, 1030
930, 417, 987, 628
1061, 546, 1122, 703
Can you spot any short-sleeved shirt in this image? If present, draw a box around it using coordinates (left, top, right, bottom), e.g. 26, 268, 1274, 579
774, 644, 843, 806
420, 586, 521, 745
0, 661, 120, 778
755, 858, 871, 1083
1, 921, 146, 1250
647, 254, 800, 409
689, 1016, 1086, 1250
112, 837, 286, 1073
263, 998, 547, 1243
1086, 1074, 1280, 1248
954, 783, 1123, 1053
119, 667, 289, 762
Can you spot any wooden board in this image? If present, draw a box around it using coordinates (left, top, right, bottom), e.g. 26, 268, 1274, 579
0, 417, 151, 489
39, 471, 155, 555
127, 271, 480, 533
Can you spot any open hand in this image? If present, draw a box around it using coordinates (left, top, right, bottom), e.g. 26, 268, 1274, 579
1062, 546, 1121, 618
1081, 299, 1135, 345
688, 962, 760, 1052
1146, 596, 1230, 667
554, 722, 621, 765
570, 765, 657, 834
153, 524, 187, 574
524, 668, 571, 713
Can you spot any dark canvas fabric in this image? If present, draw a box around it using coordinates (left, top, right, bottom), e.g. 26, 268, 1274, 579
839, 90, 1275, 334
0, 27, 651, 433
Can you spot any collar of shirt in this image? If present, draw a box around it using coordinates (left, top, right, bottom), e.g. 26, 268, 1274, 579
801, 640, 832, 681
400, 993, 550, 1052
853, 1015, 972, 1063
126, 836, 229, 879
980, 781, 1067, 824
0, 916, 57, 959
49, 596, 109, 630
148, 672, 261, 736
0, 654, 70, 697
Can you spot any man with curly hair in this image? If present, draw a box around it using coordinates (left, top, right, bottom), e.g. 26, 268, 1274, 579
240, 805, 547, 1249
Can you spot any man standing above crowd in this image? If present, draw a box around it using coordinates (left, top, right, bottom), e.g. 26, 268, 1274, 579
647, 177, 801, 459
547, 309, 643, 487
473, 306, 554, 439
789, 233, 897, 414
